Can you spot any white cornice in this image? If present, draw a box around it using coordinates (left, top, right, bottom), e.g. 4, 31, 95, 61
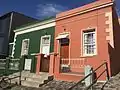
15, 22, 55, 35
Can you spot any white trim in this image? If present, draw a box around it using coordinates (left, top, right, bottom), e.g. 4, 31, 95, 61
9, 42, 14, 45
15, 22, 55, 35
56, 32, 70, 63
81, 28, 97, 57
15, 19, 55, 32
40, 35, 51, 55
56, 34, 69, 40
11, 34, 17, 57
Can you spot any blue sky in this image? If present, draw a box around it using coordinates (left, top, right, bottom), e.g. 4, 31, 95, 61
0, 0, 120, 19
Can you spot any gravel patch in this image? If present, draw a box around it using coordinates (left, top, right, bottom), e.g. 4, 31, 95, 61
103, 72, 120, 90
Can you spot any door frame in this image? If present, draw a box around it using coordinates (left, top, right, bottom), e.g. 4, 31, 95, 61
56, 32, 71, 64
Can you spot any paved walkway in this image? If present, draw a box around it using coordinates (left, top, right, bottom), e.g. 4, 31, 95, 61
3, 72, 120, 90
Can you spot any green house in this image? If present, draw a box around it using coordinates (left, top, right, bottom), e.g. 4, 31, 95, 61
12, 17, 55, 72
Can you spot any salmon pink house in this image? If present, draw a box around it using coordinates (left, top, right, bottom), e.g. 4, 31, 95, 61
49, 0, 120, 81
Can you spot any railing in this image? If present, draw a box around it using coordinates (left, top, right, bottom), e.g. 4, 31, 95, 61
68, 61, 109, 90
0, 59, 6, 70
9, 58, 20, 70
60, 58, 86, 73
0, 57, 22, 86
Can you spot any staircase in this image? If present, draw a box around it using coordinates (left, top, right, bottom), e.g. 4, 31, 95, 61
8, 71, 53, 88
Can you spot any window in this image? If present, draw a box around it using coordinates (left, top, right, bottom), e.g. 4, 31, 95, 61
83, 30, 96, 56
40, 35, 51, 56
21, 39, 29, 56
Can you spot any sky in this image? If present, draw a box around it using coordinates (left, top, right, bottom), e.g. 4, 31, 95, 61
0, 0, 120, 19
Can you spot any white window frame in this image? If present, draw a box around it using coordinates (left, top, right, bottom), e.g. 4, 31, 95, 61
82, 29, 97, 56
40, 35, 51, 56
21, 39, 30, 56
9, 42, 14, 57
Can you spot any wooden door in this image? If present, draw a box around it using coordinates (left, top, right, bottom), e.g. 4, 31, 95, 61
60, 43, 69, 58
40, 56, 50, 72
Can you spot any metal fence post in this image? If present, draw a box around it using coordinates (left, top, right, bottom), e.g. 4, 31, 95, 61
5, 57, 10, 76
105, 62, 109, 80
19, 57, 22, 85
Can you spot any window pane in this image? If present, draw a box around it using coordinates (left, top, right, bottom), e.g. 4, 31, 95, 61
24, 40, 29, 49
41, 45, 50, 55
42, 37, 50, 44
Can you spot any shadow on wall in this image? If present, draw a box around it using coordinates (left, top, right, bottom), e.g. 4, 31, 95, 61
108, 7, 120, 76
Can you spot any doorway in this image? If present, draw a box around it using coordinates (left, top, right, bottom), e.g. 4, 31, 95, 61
60, 38, 69, 62
40, 55, 50, 72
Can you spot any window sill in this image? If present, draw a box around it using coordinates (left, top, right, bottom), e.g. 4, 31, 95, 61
80, 54, 97, 58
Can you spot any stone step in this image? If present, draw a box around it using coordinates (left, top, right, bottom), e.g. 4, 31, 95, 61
25, 77, 47, 83
24, 75, 53, 85
21, 71, 48, 79
21, 80, 41, 87
10, 78, 20, 84
7, 71, 53, 88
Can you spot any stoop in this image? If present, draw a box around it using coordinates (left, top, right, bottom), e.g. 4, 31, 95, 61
8, 71, 53, 88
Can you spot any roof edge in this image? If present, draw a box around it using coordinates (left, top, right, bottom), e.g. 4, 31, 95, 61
56, 0, 114, 20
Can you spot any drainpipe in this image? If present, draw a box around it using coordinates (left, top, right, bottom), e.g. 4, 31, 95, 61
8, 12, 13, 57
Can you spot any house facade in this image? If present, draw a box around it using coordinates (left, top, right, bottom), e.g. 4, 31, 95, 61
49, 0, 120, 81
12, 18, 55, 73
0, 11, 37, 58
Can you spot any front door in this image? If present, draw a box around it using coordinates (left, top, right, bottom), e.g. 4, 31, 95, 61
60, 38, 69, 65
60, 43, 69, 59
40, 56, 50, 72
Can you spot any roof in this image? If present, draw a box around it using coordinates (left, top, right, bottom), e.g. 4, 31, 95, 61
15, 16, 55, 30
14, 16, 55, 32
0, 11, 38, 20
56, 0, 114, 20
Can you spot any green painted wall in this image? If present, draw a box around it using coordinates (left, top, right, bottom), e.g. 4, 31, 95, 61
14, 26, 55, 72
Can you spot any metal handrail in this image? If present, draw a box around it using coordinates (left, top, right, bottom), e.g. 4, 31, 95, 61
68, 61, 109, 90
